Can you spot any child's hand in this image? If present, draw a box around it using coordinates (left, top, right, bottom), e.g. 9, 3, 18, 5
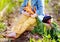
4, 32, 16, 39
22, 11, 30, 16
31, 14, 38, 18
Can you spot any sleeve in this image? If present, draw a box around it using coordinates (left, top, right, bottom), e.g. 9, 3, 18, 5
35, 0, 45, 16
20, 0, 28, 14
34, 0, 45, 21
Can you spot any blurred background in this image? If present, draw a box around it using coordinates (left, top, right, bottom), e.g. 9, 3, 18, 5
0, 0, 60, 27
0, 0, 60, 42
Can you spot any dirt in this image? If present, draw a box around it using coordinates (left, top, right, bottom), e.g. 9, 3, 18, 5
11, 31, 43, 42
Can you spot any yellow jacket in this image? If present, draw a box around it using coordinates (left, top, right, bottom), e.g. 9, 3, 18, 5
11, 14, 36, 38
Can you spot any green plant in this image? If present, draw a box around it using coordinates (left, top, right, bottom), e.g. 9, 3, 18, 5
29, 37, 60, 42
0, 0, 24, 21
31, 17, 44, 35
31, 17, 60, 42
0, 22, 6, 32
